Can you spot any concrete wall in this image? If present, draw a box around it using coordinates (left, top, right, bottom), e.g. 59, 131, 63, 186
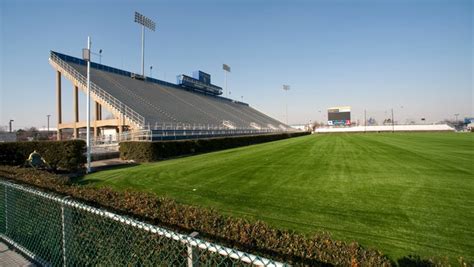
314, 124, 455, 133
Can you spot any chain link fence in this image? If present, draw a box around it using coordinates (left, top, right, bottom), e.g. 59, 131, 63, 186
0, 180, 288, 267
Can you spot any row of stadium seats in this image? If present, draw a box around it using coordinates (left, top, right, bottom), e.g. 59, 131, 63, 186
69, 62, 285, 130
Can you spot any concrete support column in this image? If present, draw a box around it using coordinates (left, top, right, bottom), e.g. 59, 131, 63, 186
118, 116, 123, 142
56, 71, 62, 140
98, 103, 102, 120
73, 85, 79, 138
94, 102, 101, 140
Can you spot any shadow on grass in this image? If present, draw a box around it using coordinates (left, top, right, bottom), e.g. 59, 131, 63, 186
397, 255, 435, 267
72, 163, 140, 185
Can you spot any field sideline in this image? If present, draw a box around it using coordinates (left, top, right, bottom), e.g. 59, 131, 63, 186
84, 133, 474, 261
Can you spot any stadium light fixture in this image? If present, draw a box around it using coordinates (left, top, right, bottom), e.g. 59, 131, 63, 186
83, 36, 92, 173
223, 64, 231, 97
134, 11, 156, 77
283, 85, 290, 125
90, 49, 103, 64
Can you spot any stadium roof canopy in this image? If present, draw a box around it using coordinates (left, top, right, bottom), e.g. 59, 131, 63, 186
49, 51, 287, 131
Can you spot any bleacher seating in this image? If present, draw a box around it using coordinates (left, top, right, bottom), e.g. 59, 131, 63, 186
53, 51, 287, 133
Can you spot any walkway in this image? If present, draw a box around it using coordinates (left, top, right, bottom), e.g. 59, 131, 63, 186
0, 241, 36, 267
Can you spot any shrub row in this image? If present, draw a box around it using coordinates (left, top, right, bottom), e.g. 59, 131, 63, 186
0, 140, 86, 172
120, 132, 310, 162
0, 166, 392, 266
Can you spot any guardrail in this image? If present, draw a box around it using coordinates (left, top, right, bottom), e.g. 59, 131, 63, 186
0, 179, 288, 266
49, 52, 145, 129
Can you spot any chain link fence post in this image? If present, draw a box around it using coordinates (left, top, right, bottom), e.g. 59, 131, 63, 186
61, 196, 70, 267
187, 231, 199, 267
4, 185, 7, 234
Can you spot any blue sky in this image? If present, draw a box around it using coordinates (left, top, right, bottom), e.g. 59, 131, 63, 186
0, 0, 472, 129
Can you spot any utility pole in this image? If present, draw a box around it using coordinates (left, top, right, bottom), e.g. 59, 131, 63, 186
47, 115, 51, 133
9, 120, 14, 133
283, 85, 290, 125
223, 64, 231, 97
83, 36, 92, 173
364, 109, 366, 133
391, 108, 394, 133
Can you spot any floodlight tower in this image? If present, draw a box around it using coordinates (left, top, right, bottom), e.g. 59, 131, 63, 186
223, 64, 231, 97
134, 11, 156, 77
283, 85, 290, 125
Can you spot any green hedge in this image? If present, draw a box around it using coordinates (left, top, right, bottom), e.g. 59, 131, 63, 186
0, 140, 86, 172
0, 166, 391, 266
120, 132, 310, 162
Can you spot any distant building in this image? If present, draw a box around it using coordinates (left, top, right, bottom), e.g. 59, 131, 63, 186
467, 123, 474, 131
38, 127, 58, 132
0, 132, 16, 142
464, 118, 474, 125
463, 118, 474, 132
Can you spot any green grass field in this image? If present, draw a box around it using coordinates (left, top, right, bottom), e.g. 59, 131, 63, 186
84, 133, 474, 262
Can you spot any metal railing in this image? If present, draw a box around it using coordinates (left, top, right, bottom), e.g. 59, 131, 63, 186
121, 124, 293, 141
49, 52, 145, 129
146, 122, 291, 132
0, 179, 287, 266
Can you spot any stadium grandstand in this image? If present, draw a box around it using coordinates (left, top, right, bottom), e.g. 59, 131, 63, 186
49, 51, 291, 142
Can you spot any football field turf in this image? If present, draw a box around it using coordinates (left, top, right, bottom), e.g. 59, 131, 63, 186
84, 133, 474, 261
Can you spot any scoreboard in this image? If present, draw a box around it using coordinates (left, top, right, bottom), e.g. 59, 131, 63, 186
327, 106, 351, 126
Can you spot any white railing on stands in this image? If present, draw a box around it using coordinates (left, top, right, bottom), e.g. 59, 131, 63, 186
120, 129, 152, 142
76, 123, 293, 143
49, 53, 145, 129
222, 120, 236, 129
149, 123, 290, 132
250, 122, 261, 130
267, 124, 277, 130
113, 123, 293, 141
